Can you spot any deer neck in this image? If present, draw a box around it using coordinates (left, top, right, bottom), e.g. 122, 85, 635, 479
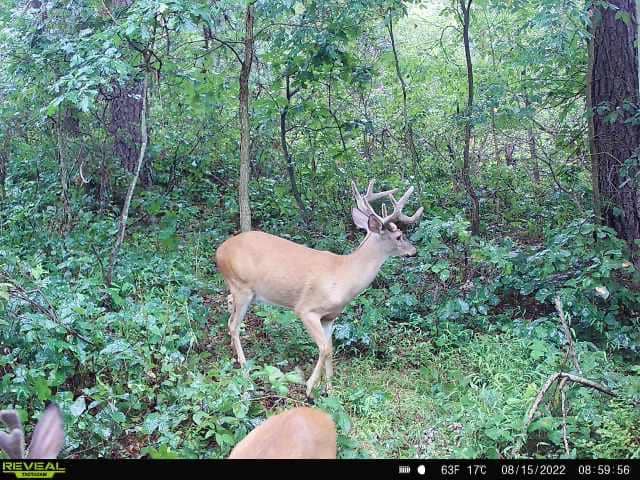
340, 234, 389, 299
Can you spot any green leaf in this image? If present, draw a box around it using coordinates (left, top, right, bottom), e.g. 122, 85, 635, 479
529, 416, 556, 432
32, 377, 51, 402
46, 97, 63, 117
232, 402, 248, 419
438, 269, 450, 282
615, 10, 631, 26
70, 396, 86, 417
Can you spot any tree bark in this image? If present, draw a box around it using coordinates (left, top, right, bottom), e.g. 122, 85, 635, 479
107, 0, 152, 187
238, 4, 254, 233
107, 73, 149, 287
591, 0, 640, 265
460, 0, 480, 236
280, 75, 308, 223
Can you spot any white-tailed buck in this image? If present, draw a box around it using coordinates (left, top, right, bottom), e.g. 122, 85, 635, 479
216, 179, 423, 397
228, 407, 336, 459
0, 404, 64, 459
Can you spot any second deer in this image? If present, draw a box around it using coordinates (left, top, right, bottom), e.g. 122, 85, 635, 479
228, 407, 336, 459
216, 179, 424, 397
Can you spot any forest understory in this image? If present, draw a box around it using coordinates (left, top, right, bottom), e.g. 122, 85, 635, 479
1, 0, 640, 460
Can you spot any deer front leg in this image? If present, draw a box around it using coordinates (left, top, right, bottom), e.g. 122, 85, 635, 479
300, 312, 332, 398
321, 318, 336, 394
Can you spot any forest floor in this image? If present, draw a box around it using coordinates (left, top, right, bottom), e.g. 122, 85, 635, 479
201, 297, 542, 458
4, 203, 637, 459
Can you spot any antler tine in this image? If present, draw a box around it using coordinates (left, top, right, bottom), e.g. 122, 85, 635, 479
352, 179, 423, 228
399, 206, 424, 225
364, 179, 397, 202
0, 410, 25, 459
351, 180, 369, 213
351, 179, 396, 220
381, 186, 423, 226
1, 410, 22, 432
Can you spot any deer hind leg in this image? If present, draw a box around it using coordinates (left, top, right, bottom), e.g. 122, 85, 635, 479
300, 312, 332, 398
227, 288, 254, 367
321, 318, 336, 394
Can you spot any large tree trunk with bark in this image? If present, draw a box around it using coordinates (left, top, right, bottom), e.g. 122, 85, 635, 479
591, 0, 640, 265
460, 0, 480, 236
238, 4, 254, 232
107, 0, 152, 187
107, 80, 152, 187
107, 74, 149, 287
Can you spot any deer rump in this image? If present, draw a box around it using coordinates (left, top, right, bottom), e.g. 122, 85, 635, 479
228, 407, 337, 459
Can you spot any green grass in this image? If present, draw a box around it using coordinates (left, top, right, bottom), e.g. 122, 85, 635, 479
327, 326, 538, 458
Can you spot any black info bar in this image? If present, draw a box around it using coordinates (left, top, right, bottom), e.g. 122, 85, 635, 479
0, 459, 635, 480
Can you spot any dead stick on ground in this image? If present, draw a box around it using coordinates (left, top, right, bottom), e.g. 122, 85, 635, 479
0, 272, 94, 345
554, 297, 581, 374
559, 377, 570, 456
515, 371, 638, 456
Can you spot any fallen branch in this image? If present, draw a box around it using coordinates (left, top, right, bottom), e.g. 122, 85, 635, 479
559, 377, 570, 456
554, 297, 582, 374
0, 271, 94, 345
514, 371, 638, 457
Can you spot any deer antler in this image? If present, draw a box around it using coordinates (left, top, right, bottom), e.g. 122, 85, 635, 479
386, 187, 424, 226
351, 179, 423, 227
351, 179, 396, 215
0, 410, 25, 459
0, 405, 64, 459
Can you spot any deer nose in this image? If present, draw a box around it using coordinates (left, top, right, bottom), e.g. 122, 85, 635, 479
406, 249, 417, 257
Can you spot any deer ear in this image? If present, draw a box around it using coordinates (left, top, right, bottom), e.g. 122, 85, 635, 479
367, 214, 383, 234
351, 208, 369, 230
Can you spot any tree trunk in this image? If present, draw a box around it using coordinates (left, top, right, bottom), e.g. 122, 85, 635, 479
490, 110, 500, 165
591, 0, 640, 265
107, 73, 149, 287
388, 13, 421, 181
460, 0, 480, 236
523, 93, 540, 183
99, 151, 111, 213
0, 138, 7, 199
57, 115, 71, 232
280, 76, 308, 224
107, 0, 152, 187
238, 4, 254, 233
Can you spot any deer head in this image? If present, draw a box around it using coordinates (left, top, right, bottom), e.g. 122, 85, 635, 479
351, 179, 424, 257
0, 404, 64, 459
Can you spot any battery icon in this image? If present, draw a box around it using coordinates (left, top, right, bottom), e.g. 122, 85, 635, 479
399, 465, 411, 474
